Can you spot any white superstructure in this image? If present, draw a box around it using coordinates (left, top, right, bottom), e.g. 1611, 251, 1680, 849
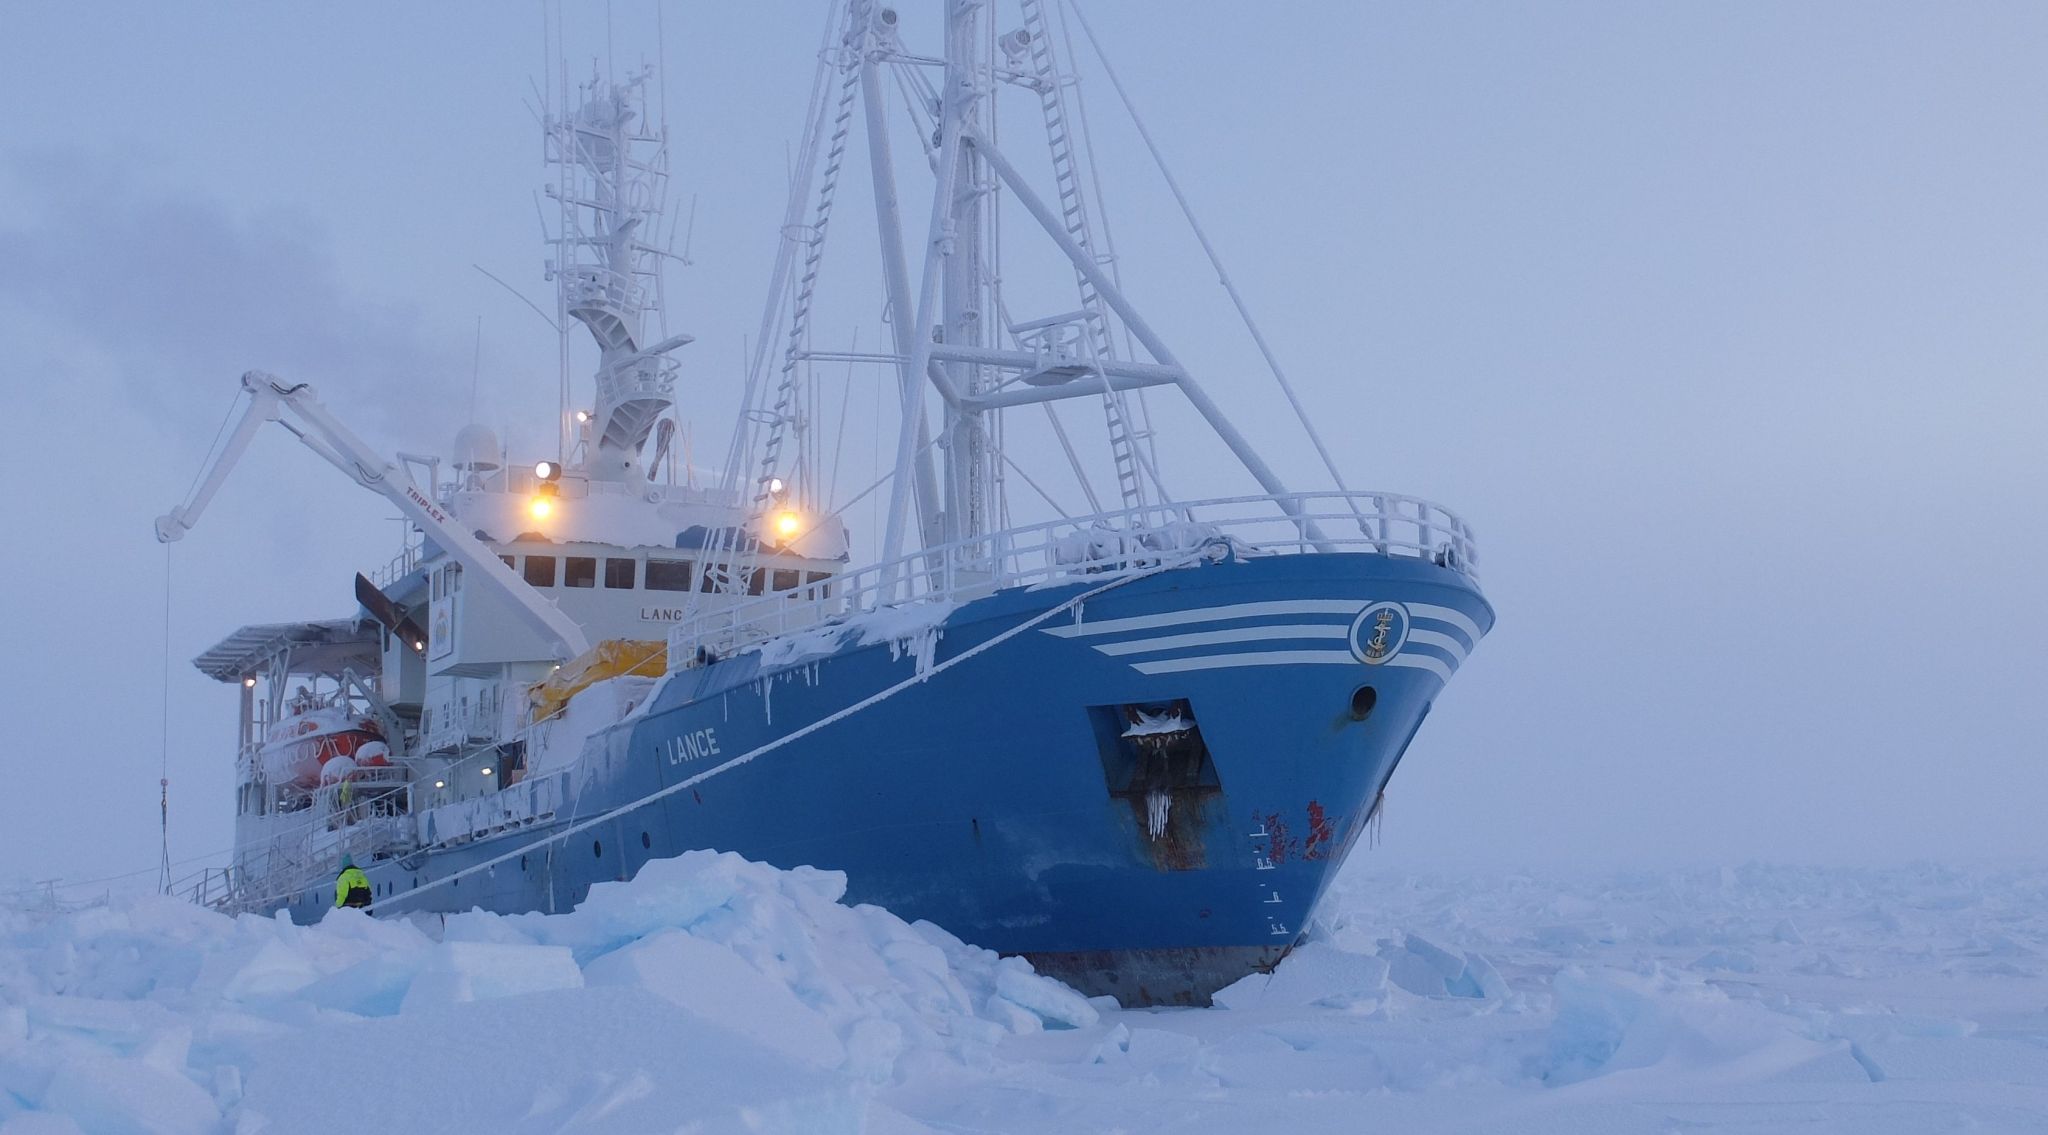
159, 66, 851, 907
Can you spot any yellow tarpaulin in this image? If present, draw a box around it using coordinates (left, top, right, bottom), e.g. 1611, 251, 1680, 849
527, 639, 667, 724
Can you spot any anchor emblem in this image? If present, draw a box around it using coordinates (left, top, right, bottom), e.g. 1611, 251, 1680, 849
1348, 601, 1410, 665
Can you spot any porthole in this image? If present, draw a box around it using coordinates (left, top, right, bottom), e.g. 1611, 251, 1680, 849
593, 840, 603, 859
641, 831, 651, 849
520, 854, 528, 871
1349, 685, 1378, 721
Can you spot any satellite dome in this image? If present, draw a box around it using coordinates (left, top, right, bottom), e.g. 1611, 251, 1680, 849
452, 424, 501, 471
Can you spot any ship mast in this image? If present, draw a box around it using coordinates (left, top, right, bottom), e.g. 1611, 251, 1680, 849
939, 1, 993, 550
545, 63, 691, 482
744, 0, 1333, 599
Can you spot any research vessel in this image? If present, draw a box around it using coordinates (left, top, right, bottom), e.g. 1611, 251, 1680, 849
159, 0, 1493, 1005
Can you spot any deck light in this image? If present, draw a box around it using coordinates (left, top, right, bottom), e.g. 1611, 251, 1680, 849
535, 460, 562, 481
242, 676, 257, 688
766, 476, 786, 496
433, 780, 446, 789
574, 410, 591, 424
412, 639, 425, 652
529, 496, 553, 519
480, 767, 493, 776
773, 510, 802, 539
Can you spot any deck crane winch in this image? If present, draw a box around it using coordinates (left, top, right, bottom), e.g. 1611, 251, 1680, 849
155, 370, 591, 661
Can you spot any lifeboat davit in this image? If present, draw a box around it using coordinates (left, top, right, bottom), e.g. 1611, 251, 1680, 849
258, 705, 386, 789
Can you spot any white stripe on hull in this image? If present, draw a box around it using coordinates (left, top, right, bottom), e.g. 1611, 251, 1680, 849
1406, 628, 1469, 663
1043, 600, 1363, 639
1406, 602, 1482, 645
1384, 654, 1453, 682
1040, 594, 1483, 678
1093, 624, 1348, 656
1130, 649, 1359, 674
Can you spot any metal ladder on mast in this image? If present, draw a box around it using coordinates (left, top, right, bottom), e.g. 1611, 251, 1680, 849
755, 28, 867, 508
1017, 0, 1150, 511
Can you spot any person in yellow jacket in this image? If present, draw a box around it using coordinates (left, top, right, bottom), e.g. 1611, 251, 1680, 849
334, 856, 372, 909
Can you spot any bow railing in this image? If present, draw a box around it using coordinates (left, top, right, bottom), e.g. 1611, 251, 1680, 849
670, 490, 1476, 665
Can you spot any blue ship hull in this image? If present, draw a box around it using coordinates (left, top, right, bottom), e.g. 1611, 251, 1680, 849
289, 552, 1492, 1005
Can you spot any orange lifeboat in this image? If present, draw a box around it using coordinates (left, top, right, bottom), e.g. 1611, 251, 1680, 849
258, 702, 384, 789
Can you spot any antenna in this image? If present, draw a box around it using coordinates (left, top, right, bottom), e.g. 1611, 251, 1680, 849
158, 545, 173, 894
469, 315, 483, 424
677, 194, 697, 267
471, 264, 561, 332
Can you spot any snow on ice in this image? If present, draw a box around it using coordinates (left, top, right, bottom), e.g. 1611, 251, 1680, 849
2, 859, 2046, 1133
0, 850, 1090, 1134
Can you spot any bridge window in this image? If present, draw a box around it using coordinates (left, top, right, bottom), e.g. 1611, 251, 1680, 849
499, 555, 514, 569
523, 556, 556, 587
646, 559, 693, 591
805, 571, 833, 598
748, 569, 766, 595
564, 557, 596, 588
772, 569, 801, 593
604, 557, 636, 589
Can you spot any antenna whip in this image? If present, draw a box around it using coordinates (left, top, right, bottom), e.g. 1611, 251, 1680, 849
158, 544, 174, 894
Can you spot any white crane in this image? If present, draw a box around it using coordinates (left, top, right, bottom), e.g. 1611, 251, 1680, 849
156, 370, 591, 660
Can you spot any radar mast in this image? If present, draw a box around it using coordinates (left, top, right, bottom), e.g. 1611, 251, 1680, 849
545, 63, 691, 481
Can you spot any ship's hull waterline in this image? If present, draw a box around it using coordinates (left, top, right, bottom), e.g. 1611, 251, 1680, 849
279, 553, 1491, 1005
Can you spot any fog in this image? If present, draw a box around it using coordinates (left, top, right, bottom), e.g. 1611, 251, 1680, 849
1, 1, 2041, 893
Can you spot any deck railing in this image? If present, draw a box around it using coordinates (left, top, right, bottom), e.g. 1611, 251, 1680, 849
669, 490, 1476, 665
369, 541, 424, 590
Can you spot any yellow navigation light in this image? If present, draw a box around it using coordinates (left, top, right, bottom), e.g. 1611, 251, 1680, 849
773, 510, 803, 539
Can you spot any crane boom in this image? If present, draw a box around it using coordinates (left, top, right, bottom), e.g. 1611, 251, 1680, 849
156, 370, 591, 660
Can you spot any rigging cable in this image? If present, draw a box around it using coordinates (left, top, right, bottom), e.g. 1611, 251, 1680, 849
1064, 0, 1370, 528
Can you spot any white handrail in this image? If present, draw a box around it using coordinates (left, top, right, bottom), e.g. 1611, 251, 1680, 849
671, 490, 1477, 666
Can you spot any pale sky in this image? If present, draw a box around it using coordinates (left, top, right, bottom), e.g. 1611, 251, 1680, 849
2, 1, 2043, 895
